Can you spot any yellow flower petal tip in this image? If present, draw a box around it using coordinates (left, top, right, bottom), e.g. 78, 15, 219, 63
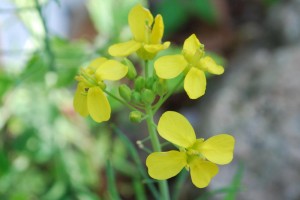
96, 60, 128, 81
157, 111, 196, 148
147, 111, 235, 188
200, 134, 235, 165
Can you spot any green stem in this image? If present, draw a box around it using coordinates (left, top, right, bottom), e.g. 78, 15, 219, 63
34, 0, 56, 71
145, 105, 170, 200
104, 89, 142, 112
153, 75, 185, 114
145, 60, 149, 78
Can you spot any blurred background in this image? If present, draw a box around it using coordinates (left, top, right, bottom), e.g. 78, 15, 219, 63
0, 0, 300, 199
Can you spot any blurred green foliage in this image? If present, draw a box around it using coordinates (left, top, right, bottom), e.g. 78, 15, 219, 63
154, 0, 218, 36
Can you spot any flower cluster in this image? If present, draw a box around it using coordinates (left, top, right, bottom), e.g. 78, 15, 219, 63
73, 4, 235, 189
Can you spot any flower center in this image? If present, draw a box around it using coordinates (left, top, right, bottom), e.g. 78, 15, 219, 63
191, 47, 205, 67
77, 68, 106, 90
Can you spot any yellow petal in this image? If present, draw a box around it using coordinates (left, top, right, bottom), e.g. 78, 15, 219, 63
128, 4, 153, 42
87, 87, 111, 123
157, 111, 196, 148
73, 83, 89, 117
154, 55, 187, 79
184, 68, 206, 99
198, 56, 224, 75
146, 151, 186, 180
95, 60, 128, 81
108, 40, 141, 57
183, 34, 201, 54
88, 57, 107, 73
144, 41, 170, 53
151, 14, 164, 44
200, 134, 235, 165
190, 159, 219, 188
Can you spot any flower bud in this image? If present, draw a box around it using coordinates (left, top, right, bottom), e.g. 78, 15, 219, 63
123, 58, 137, 80
134, 76, 145, 91
131, 91, 141, 104
129, 111, 143, 123
145, 77, 157, 89
153, 80, 167, 96
118, 84, 132, 102
141, 89, 155, 104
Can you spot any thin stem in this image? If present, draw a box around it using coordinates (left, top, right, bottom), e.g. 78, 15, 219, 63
153, 75, 185, 114
145, 105, 170, 200
34, 0, 56, 71
144, 60, 149, 78
103, 89, 142, 112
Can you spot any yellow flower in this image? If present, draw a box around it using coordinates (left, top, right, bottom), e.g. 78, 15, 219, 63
73, 57, 128, 123
154, 34, 224, 99
108, 4, 170, 60
146, 111, 235, 188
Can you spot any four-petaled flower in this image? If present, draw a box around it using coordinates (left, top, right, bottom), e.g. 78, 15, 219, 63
73, 57, 128, 123
146, 111, 235, 188
154, 34, 224, 99
108, 4, 170, 60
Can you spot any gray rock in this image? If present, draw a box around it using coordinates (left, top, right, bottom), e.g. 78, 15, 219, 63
266, 0, 300, 45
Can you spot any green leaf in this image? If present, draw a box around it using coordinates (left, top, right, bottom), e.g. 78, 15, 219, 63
190, 0, 218, 24
224, 163, 244, 200
154, 0, 188, 36
111, 125, 159, 200
0, 73, 13, 99
106, 159, 121, 200
19, 52, 47, 83
0, 151, 10, 176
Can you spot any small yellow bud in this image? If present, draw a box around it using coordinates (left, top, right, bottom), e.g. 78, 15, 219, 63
130, 111, 143, 123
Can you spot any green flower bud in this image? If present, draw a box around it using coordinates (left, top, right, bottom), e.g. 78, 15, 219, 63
134, 76, 145, 91
132, 91, 141, 104
153, 80, 167, 96
123, 58, 137, 80
119, 84, 132, 102
145, 77, 157, 89
129, 111, 143, 123
141, 89, 155, 104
